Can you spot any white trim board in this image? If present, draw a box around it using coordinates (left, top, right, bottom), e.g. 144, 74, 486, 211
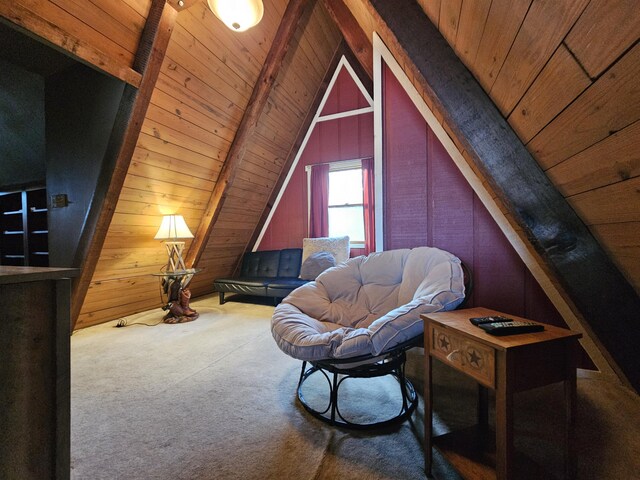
372, 33, 614, 378
252, 55, 373, 250
373, 35, 384, 252
316, 106, 374, 123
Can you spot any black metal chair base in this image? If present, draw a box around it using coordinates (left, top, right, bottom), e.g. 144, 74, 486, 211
296, 347, 418, 430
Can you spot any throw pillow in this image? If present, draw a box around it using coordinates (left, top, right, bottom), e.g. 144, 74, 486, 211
299, 251, 336, 280
302, 236, 350, 265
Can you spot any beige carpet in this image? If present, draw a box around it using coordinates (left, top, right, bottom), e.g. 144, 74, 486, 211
71, 294, 640, 479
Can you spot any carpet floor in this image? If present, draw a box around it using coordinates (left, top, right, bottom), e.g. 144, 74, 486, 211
70, 295, 639, 479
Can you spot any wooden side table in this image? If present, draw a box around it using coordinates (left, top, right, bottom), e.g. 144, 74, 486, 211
422, 307, 582, 480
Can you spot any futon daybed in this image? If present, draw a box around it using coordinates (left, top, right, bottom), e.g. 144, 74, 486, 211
213, 248, 309, 305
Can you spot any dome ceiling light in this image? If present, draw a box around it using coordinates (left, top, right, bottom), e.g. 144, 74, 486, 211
207, 0, 265, 32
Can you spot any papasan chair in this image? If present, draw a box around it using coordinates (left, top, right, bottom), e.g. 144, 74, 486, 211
271, 246, 467, 429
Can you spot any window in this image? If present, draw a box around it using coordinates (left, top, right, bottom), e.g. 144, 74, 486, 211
307, 158, 374, 252
328, 162, 364, 247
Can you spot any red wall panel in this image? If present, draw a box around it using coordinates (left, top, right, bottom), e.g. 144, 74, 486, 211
383, 63, 428, 249
258, 116, 374, 250
321, 67, 370, 116
381, 62, 575, 333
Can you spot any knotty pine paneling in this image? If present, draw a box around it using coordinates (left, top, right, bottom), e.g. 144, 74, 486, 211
454, 0, 490, 68
77, 0, 294, 327
565, 0, 640, 79
471, 0, 531, 92
81, 0, 340, 320
438, 0, 461, 49
528, 42, 640, 170
546, 120, 640, 198
568, 177, 640, 226
50, 0, 143, 56
590, 222, 640, 287
191, 1, 342, 299
17, 0, 146, 68
489, 0, 588, 116
508, 44, 591, 144
417, 0, 440, 27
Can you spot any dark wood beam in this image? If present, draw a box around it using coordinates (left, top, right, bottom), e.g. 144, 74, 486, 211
70, 0, 178, 329
246, 40, 348, 257
368, 0, 640, 391
323, 0, 373, 80
184, 0, 310, 268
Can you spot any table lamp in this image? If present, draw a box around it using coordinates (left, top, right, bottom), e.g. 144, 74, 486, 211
154, 214, 194, 273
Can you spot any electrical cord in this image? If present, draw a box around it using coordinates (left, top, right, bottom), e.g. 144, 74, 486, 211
115, 265, 171, 328
115, 318, 163, 328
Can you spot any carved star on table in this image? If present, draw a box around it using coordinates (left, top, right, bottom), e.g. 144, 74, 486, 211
438, 334, 450, 351
468, 349, 482, 367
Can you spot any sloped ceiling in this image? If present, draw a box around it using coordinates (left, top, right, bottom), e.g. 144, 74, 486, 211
1, 0, 638, 386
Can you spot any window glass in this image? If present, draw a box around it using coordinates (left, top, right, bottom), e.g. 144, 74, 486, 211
328, 168, 364, 244
328, 206, 364, 242
328, 169, 363, 205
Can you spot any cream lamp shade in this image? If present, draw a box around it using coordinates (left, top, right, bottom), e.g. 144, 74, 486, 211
207, 0, 264, 32
154, 214, 194, 240
155, 215, 193, 273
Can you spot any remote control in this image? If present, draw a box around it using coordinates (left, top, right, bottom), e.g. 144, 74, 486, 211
469, 315, 512, 326
478, 321, 544, 336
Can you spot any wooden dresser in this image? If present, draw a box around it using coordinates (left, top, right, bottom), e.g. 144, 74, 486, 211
0, 267, 77, 479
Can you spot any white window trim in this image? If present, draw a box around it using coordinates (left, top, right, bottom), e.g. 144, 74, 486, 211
252, 56, 373, 251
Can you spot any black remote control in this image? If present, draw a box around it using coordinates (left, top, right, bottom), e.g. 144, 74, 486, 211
478, 321, 544, 336
469, 315, 512, 326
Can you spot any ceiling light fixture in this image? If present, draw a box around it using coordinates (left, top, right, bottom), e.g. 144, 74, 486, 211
207, 0, 264, 32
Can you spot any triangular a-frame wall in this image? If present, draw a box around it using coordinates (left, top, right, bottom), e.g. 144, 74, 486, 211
254, 56, 373, 250
373, 35, 603, 373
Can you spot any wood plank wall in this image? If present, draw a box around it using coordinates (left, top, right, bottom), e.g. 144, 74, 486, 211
418, 0, 640, 293
0, 0, 150, 86
186, 1, 342, 297
77, 0, 340, 326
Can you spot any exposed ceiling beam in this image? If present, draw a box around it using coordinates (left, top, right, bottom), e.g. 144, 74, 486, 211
323, 0, 373, 80
0, 2, 142, 87
70, 0, 179, 330
367, 0, 640, 391
184, 0, 310, 268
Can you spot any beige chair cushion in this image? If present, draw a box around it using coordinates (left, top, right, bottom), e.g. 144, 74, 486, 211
271, 247, 465, 361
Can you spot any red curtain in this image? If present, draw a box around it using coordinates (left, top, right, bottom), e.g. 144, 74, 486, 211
309, 164, 329, 237
362, 157, 375, 254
